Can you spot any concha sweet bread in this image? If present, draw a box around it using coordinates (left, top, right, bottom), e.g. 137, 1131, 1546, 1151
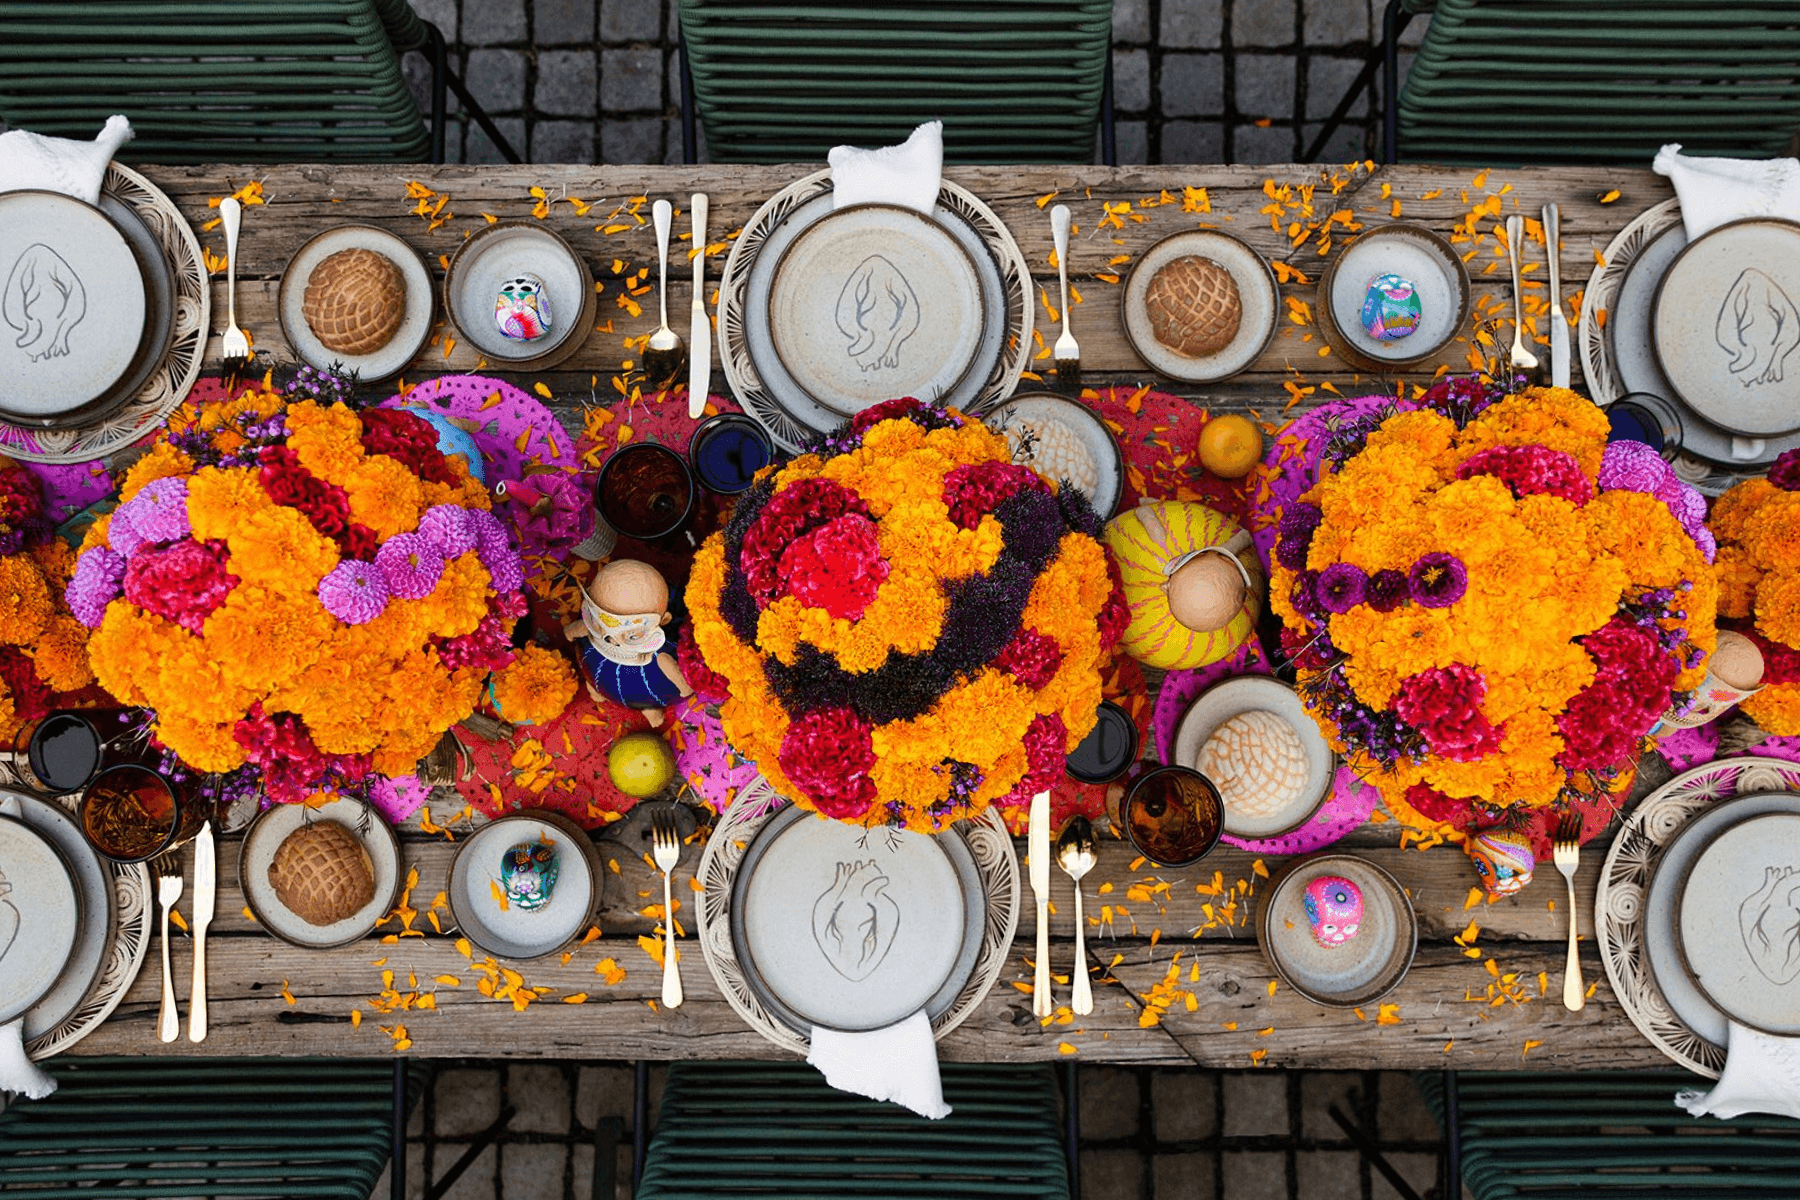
1145, 256, 1242, 357
1006, 416, 1097, 494
1197, 710, 1308, 822
302, 248, 406, 356
268, 821, 375, 926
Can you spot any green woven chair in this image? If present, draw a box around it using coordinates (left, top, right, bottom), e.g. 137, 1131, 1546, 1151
1309, 0, 1800, 165
0, 0, 518, 164
636, 1060, 1072, 1199
1418, 1070, 1800, 1200
0, 1056, 426, 1199
676, 0, 1117, 165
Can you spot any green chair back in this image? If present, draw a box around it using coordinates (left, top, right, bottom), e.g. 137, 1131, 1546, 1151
0, 0, 431, 163
678, 0, 1114, 164
1398, 0, 1800, 163
0, 1056, 420, 1198
1419, 1070, 1800, 1200
637, 1060, 1071, 1199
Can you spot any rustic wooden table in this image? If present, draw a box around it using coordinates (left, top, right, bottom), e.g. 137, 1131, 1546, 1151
66, 162, 1688, 1069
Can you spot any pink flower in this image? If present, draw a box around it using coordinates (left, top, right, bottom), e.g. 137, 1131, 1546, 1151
121, 538, 237, 634
317, 559, 389, 625
67, 545, 126, 627
941, 461, 1047, 530
775, 514, 889, 620
375, 533, 445, 600
1457, 444, 1594, 506
417, 504, 477, 557
1395, 664, 1503, 761
115, 477, 192, 544
994, 628, 1064, 690
777, 707, 878, 819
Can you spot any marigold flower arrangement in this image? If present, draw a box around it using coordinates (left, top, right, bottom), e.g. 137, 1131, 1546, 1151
69, 369, 528, 804
1268, 381, 1717, 834
0, 468, 97, 742
685, 398, 1127, 831
1708, 449, 1800, 734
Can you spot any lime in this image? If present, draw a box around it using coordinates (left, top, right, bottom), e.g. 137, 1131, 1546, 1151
609, 731, 675, 799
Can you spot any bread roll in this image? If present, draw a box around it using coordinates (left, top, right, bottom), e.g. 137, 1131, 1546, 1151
269, 821, 375, 926
302, 248, 406, 356
1145, 256, 1242, 357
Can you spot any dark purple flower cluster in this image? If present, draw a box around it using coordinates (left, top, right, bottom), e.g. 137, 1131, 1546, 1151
1771, 448, 1800, 492
1616, 583, 1702, 667
1298, 668, 1421, 768
813, 397, 964, 457
1317, 563, 1367, 614
1417, 374, 1507, 428
1275, 502, 1322, 570
1318, 403, 1403, 470
1409, 552, 1468, 608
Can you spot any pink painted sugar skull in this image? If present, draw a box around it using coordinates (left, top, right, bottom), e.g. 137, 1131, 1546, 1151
1302, 875, 1364, 948
494, 274, 553, 342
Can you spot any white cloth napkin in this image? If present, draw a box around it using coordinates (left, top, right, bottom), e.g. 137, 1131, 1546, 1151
1676, 1021, 1800, 1120
828, 121, 943, 217
807, 1009, 951, 1119
0, 115, 133, 204
0, 794, 56, 1101
1652, 143, 1800, 242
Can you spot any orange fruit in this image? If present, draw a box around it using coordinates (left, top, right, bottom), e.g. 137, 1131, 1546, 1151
1198, 414, 1264, 479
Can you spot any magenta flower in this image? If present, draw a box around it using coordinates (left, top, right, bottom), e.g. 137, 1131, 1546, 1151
468, 509, 524, 592
375, 533, 445, 600
1366, 568, 1409, 613
107, 507, 144, 558
417, 504, 477, 558
115, 477, 192, 545
1316, 562, 1368, 614
1772, 449, 1800, 492
1410, 552, 1468, 608
67, 545, 126, 627
317, 558, 390, 624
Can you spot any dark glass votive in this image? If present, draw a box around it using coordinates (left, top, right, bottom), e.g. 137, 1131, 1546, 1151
21, 708, 136, 795
1123, 765, 1224, 868
1066, 700, 1139, 784
596, 443, 696, 540
1607, 393, 1684, 461
79, 764, 200, 864
690, 412, 774, 496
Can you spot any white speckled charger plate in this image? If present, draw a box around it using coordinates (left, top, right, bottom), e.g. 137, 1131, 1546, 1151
278, 225, 434, 382
1674, 810, 1800, 1036
1170, 676, 1335, 839
1256, 854, 1415, 1008
1122, 230, 1278, 383
241, 798, 402, 950
0, 813, 80, 1024
446, 811, 597, 961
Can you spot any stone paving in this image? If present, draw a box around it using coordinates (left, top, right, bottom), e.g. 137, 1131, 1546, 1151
371, 1063, 1455, 1200
404, 0, 1426, 165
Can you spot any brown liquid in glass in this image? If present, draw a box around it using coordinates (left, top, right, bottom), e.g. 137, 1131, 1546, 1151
83, 771, 175, 860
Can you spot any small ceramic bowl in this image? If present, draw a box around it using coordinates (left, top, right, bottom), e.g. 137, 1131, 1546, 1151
1316, 224, 1471, 372
1256, 854, 1417, 1008
443, 222, 596, 371
1169, 676, 1337, 840
984, 391, 1127, 518
1121, 230, 1280, 384
240, 797, 404, 950
278, 224, 435, 382
1123, 765, 1224, 868
445, 810, 600, 961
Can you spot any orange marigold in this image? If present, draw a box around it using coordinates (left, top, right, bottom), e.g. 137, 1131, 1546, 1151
343, 454, 425, 540
31, 615, 94, 691
491, 644, 578, 726
0, 554, 52, 646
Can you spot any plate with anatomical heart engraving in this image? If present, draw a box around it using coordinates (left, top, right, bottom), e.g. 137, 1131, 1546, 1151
1674, 811, 1800, 1036
729, 803, 985, 1033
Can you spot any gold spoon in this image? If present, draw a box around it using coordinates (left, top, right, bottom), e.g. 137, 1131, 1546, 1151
1056, 815, 1098, 1015
642, 198, 686, 390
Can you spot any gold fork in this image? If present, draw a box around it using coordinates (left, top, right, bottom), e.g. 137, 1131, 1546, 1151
650, 807, 683, 1009
218, 196, 250, 375
1552, 813, 1585, 1011
151, 848, 184, 1043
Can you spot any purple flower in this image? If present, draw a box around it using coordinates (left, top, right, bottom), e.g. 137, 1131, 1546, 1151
115, 477, 191, 545
1290, 569, 1327, 624
1409, 552, 1468, 608
468, 509, 524, 592
1597, 439, 1666, 494
1317, 562, 1368, 614
66, 545, 126, 627
418, 504, 477, 558
317, 558, 389, 624
1367, 568, 1410, 613
1275, 503, 1322, 571
107, 506, 144, 558
1772, 449, 1800, 491
374, 533, 445, 600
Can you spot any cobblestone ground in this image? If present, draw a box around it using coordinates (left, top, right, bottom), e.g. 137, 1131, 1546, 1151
372, 1063, 1458, 1200
404, 0, 1425, 165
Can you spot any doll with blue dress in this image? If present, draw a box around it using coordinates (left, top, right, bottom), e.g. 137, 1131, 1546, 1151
564, 559, 692, 727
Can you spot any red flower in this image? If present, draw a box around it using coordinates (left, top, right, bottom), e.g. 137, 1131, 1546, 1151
233, 704, 369, 805
1403, 782, 1481, 829
1556, 619, 1678, 770
848, 397, 925, 437
995, 627, 1064, 690
778, 707, 878, 819
1456, 444, 1594, 507
258, 444, 369, 556
775, 514, 889, 620
360, 408, 458, 487
740, 478, 871, 607
434, 615, 518, 672
1395, 664, 1503, 761
996, 713, 1068, 808
941, 461, 1048, 530
0, 647, 51, 724
677, 626, 729, 703
1097, 551, 1130, 650
122, 538, 238, 634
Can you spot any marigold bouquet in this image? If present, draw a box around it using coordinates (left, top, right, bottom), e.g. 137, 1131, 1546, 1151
0, 466, 97, 741
69, 369, 528, 804
685, 398, 1127, 831
1709, 449, 1800, 733
1268, 382, 1717, 832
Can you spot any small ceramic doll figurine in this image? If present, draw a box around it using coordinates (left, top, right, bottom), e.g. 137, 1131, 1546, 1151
500, 839, 559, 910
1104, 499, 1264, 670
494, 274, 553, 342
1468, 828, 1535, 897
564, 559, 691, 726
1655, 629, 1765, 734
1302, 875, 1364, 948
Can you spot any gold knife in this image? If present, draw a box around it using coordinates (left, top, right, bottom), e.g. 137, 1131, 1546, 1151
687, 192, 710, 420
1028, 790, 1052, 1018
188, 820, 214, 1042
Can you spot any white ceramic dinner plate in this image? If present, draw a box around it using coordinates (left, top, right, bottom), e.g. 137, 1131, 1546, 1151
278, 225, 434, 382
984, 392, 1126, 518
240, 798, 403, 950
1674, 810, 1800, 1036
1653, 218, 1800, 438
1256, 854, 1416, 1008
1318, 224, 1470, 371
766, 204, 986, 416
6, 791, 114, 1042
0, 812, 81, 1024
0, 191, 150, 428
1122, 230, 1279, 383
446, 812, 598, 961
444, 223, 594, 366
1170, 676, 1336, 839
729, 804, 984, 1034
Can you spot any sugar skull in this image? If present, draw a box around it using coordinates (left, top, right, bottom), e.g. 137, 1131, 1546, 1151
500, 839, 560, 910
1360, 272, 1422, 342
1302, 874, 1363, 948
1468, 829, 1535, 897
494, 274, 553, 342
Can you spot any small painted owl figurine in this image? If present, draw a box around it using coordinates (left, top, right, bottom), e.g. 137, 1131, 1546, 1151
1360, 272, 1422, 341
1468, 829, 1535, 897
500, 839, 560, 910
494, 274, 554, 342
1302, 875, 1364, 948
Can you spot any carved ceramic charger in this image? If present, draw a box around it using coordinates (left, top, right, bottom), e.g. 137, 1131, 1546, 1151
4, 791, 112, 1044
1597, 756, 1800, 1077
241, 797, 404, 951
1673, 811, 1800, 1036
766, 203, 985, 417
445, 811, 598, 961
0, 812, 81, 1024
1170, 676, 1335, 840
1652, 218, 1800, 438
443, 223, 595, 369
0, 191, 150, 429
697, 774, 1019, 1052
278, 225, 434, 382
1122, 230, 1278, 383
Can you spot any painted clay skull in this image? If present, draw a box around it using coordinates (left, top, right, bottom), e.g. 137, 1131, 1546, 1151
494, 274, 554, 342
1302, 874, 1363, 948
500, 839, 560, 910
1468, 829, 1535, 897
